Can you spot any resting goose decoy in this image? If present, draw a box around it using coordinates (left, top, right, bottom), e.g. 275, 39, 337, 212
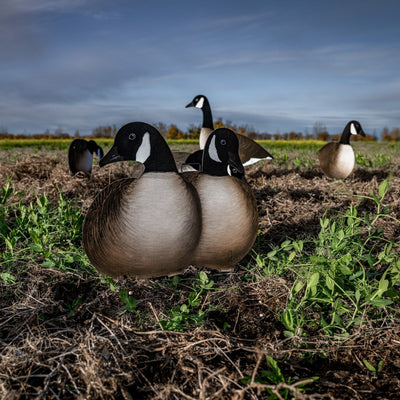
68, 139, 104, 175
185, 94, 273, 167
82, 122, 201, 278
318, 120, 366, 179
182, 128, 259, 271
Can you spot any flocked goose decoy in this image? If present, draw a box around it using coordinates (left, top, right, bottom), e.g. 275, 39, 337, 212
83, 122, 202, 278
318, 120, 366, 179
181, 128, 258, 271
68, 139, 104, 175
185, 94, 273, 167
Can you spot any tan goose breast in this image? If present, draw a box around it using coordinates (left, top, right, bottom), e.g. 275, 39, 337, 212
318, 143, 355, 179
83, 172, 201, 278
184, 174, 258, 270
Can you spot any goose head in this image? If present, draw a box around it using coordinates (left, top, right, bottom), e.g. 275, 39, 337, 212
87, 140, 104, 159
340, 120, 366, 144
185, 94, 209, 109
202, 128, 245, 180
100, 122, 178, 173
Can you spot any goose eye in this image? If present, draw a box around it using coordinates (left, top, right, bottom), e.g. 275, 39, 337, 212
232, 168, 238, 173
129, 133, 136, 140
220, 139, 226, 145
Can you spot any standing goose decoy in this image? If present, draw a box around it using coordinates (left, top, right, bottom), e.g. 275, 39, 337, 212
318, 120, 366, 179
68, 139, 104, 175
185, 94, 273, 167
83, 122, 202, 278
182, 128, 259, 271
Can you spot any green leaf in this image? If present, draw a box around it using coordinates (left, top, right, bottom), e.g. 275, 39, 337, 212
293, 281, 304, 295
265, 356, 285, 383
307, 272, 320, 290
42, 259, 56, 268
379, 278, 389, 292
325, 275, 335, 291
363, 360, 376, 373
287, 251, 296, 263
120, 289, 137, 312
370, 299, 393, 307
1, 272, 16, 284
378, 180, 389, 198
198, 271, 208, 285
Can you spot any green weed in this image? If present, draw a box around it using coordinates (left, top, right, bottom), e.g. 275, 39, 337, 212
242, 355, 318, 399
120, 289, 138, 312
363, 359, 384, 376
65, 297, 83, 316
356, 151, 391, 169
261, 180, 400, 337
1, 271, 16, 284
0, 185, 95, 275
160, 272, 214, 331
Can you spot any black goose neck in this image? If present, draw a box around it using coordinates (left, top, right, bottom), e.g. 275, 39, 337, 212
202, 153, 225, 176
143, 135, 178, 173
339, 124, 352, 145
201, 99, 214, 130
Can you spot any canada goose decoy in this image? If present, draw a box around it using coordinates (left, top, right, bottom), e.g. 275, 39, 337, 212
318, 120, 366, 179
68, 139, 104, 175
185, 94, 273, 167
182, 128, 258, 271
83, 122, 201, 278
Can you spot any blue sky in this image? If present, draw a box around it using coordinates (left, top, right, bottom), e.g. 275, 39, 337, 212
1, 0, 399, 137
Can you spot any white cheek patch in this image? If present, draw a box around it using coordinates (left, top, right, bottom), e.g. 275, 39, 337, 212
195, 97, 204, 109
227, 165, 232, 176
136, 132, 151, 163
208, 135, 222, 163
350, 123, 358, 135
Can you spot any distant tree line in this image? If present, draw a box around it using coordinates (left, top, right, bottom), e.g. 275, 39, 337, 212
1, 120, 399, 141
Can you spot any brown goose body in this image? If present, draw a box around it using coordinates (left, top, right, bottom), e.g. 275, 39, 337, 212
199, 128, 271, 165
318, 142, 355, 179
183, 172, 258, 270
83, 172, 201, 278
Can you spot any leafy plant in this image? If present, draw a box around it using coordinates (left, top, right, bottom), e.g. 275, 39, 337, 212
262, 180, 400, 337
65, 297, 83, 316
1, 272, 16, 284
120, 289, 138, 312
0, 186, 95, 275
101, 276, 118, 292
160, 272, 214, 331
363, 359, 384, 376
356, 151, 391, 169
242, 356, 318, 399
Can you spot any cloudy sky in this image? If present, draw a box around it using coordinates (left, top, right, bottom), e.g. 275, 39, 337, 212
1, 0, 399, 136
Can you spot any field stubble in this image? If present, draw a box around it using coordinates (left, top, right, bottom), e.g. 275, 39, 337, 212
0, 141, 400, 399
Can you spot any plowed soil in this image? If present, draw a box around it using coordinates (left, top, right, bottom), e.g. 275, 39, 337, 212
1, 143, 400, 399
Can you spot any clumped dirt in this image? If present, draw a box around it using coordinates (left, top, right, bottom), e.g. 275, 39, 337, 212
1, 145, 400, 399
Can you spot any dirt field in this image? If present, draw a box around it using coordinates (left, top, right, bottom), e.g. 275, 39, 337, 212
1, 142, 400, 399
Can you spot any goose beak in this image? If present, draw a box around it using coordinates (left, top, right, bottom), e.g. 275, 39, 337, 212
99, 145, 124, 167
360, 128, 366, 137
185, 101, 194, 108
